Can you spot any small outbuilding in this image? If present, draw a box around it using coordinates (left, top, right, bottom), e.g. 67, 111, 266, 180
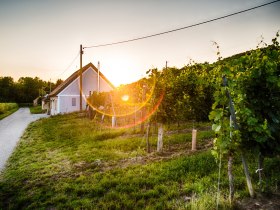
44, 63, 114, 115
33, 96, 41, 106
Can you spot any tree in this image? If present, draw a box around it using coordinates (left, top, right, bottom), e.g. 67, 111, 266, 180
0, 77, 16, 102
16, 77, 45, 103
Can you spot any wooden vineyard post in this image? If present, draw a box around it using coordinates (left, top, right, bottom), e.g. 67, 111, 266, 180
157, 123, 163, 152
191, 129, 197, 151
146, 121, 151, 153
223, 76, 255, 199
112, 116, 116, 128
228, 154, 234, 204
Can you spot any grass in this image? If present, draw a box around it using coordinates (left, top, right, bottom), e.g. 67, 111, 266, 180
29, 105, 46, 114
0, 103, 18, 120
0, 113, 279, 209
165, 121, 212, 131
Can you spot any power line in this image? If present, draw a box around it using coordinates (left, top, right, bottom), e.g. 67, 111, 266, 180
56, 51, 80, 79
84, 0, 280, 49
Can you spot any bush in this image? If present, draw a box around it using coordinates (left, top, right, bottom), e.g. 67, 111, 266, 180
0, 103, 18, 119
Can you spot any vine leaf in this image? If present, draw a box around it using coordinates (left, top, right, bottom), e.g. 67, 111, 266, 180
212, 124, 221, 132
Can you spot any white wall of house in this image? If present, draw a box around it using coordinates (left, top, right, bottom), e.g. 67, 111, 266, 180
82, 66, 113, 93
42, 100, 49, 110
50, 97, 58, 115
51, 67, 113, 115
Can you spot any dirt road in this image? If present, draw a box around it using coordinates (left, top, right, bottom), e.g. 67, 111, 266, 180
0, 108, 48, 171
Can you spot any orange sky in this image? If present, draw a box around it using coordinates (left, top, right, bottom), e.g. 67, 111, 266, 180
0, 0, 279, 86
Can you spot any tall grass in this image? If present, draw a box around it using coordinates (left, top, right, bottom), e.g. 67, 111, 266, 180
0, 103, 18, 119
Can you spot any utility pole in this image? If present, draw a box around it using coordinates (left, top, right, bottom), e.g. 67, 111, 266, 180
49, 79, 52, 93
80, 44, 83, 111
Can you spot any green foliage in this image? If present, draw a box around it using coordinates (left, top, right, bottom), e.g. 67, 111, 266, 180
0, 76, 63, 103
88, 62, 214, 126
0, 77, 17, 102
210, 34, 280, 159
146, 63, 214, 124
29, 106, 46, 114
0, 103, 18, 119
87, 78, 152, 127
208, 34, 280, 200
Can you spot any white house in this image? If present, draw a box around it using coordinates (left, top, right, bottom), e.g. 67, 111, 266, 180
46, 63, 114, 115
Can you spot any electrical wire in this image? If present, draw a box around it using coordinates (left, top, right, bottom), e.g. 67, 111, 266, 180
84, 0, 280, 49
56, 51, 80, 79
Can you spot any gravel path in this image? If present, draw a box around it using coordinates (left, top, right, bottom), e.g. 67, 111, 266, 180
0, 108, 48, 171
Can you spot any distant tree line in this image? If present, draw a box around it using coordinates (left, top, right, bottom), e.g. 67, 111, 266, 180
0, 77, 63, 104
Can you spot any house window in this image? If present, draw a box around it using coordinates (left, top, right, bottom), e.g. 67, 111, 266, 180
72, 98, 76, 106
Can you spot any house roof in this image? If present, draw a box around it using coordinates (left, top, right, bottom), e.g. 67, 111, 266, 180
33, 96, 40, 102
49, 62, 115, 97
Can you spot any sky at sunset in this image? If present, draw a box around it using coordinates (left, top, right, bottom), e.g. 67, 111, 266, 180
0, 0, 279, 86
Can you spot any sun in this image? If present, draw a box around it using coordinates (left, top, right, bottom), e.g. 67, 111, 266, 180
121, 94, 129, 101
101, 56, 142, 87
